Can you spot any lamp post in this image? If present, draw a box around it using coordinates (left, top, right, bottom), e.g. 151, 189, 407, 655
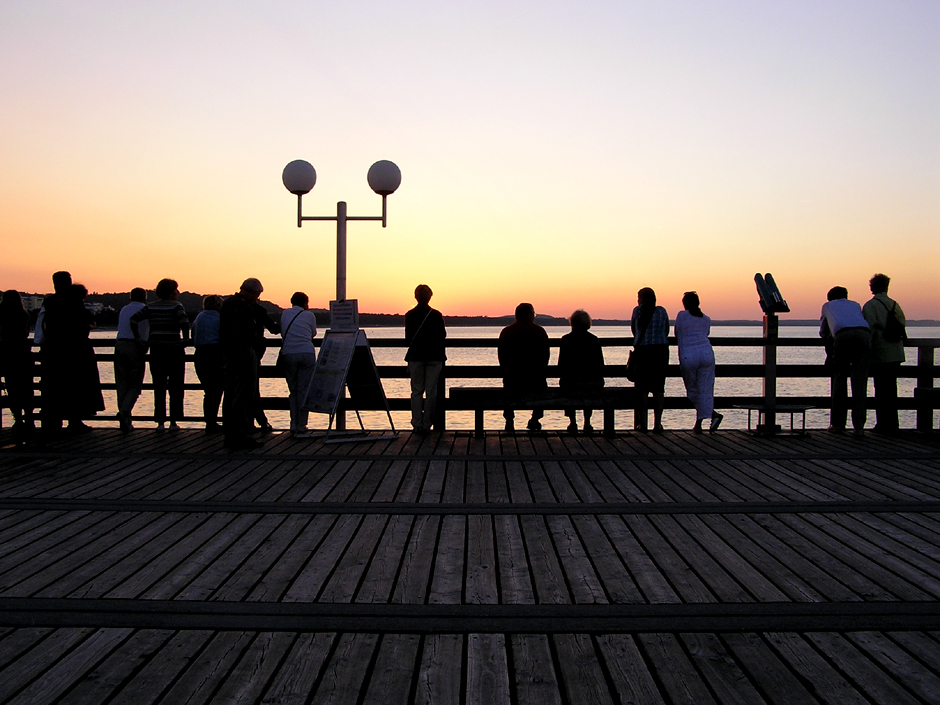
282, 159, 401, 433
281, 159, 401, 303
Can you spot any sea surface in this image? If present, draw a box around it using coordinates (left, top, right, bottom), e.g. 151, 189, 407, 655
6, 325, 938, 432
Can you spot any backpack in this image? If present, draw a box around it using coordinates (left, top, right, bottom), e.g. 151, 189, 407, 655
878, 299, 907, 343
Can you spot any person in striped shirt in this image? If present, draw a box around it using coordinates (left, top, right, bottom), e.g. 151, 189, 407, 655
131, 278, 190, 430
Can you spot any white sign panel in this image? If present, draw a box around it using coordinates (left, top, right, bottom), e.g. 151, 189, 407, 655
329, 299, 359, 332
303, 331, 356, 414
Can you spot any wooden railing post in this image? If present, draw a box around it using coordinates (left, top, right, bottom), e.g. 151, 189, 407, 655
758, 313, 780, 434
917, 345, 935, 432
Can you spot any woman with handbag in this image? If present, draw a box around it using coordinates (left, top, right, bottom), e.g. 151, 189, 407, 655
630, 287, 670, 433
405, 284, 447, 433
279, 292, 318, 437
675, 291, 722, 433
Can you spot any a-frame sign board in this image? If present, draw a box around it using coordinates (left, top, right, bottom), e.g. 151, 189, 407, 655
302, 329, 396, 441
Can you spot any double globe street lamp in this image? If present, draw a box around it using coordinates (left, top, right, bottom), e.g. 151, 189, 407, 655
281, 159, 402, 304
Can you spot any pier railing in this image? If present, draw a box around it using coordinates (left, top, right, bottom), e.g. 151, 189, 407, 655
4, 336, 940, 430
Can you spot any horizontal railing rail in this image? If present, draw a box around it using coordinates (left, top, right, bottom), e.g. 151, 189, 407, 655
3, 336, 940, 430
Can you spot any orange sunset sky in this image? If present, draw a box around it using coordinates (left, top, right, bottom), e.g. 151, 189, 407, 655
2, 2, 938, 320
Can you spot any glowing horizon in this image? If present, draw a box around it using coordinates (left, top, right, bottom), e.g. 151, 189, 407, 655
2, 2, 937, 321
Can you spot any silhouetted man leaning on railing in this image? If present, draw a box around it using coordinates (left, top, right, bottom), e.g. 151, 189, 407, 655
220, 278, 265, 450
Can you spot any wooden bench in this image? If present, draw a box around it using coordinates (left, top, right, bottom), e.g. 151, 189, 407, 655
733, 403, 813, 434
448, 387, 637, 437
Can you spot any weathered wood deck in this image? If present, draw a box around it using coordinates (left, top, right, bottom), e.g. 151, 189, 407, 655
1, 427, 939, 703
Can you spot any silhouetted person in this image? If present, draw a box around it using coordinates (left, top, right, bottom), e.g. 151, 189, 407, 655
498, 303, 549, 432
280, 292, 318, 437
131, 278, 189, 430
69, 283, 105, 431
558, 309, 604, 434
38, 270, 74, 434
252, 300, 280, 433
0, 290, 35, 441
192, 295, 224, 434
40, 272, 101, 435
221, 278, 265, 450
114, 287, 148, 433
675, 292, 722, 433
405, 284, 446, 433
820, 286, 870, 435
631, 287, 669, 433
862, 273, 906, 434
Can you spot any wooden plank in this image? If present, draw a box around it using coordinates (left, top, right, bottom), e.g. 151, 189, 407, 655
884, 631, 940, 680
465, 460, 486, 503
63, 513, 213, 599
595, 633, 666, 705
347, 459, 392, 502
0, 627, 53, 672
746, 513, 897, 601
356, 515, 415, 603
680, 632, 769, 704
638, 633, 719, 705
391, 460, 429, 503
2, 512, 173, 597
725, 633, 846, 704
467, 633, 510, 703
699, 514, 834, 602
553, 634, 616, 705
310, 633, 380, 705
763, 632, 871, 704
806, 632, 922, 705
283, 514, 363, 602
392, 515, 440, 604
521, 515, 570, 604
546, 515, 607, 603
596, 514, 679, 603
300, 460, 356, 502
510, 634, 563, 705
465, 514, 498, 604
418, 460, 447, 503
210, 513, 312, 601
360, 634, 422, 705
175, 514, 288, 601
319, 514, 389, 603
141, 514, 261, 600
504, 460, 534, 503
797, 513, 940, 599
108, 630, 215, 704
0, 628, 96, 702
0, 511, 107, 572
493, 515, 534, 604
0, 510, 93, 560
428, 515, 466, 604
57, 629, 176, 705
441, 460, 466, 503
169, 631, 287, 705
625, 515, 716, 602
7, 627, 132, 704
571, 516, 645, 604
415, 634, 463, 705
844, 631, 940, 703
649, 514, 756, 602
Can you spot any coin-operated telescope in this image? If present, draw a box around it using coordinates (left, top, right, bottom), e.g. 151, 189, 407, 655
755, 273, 790, 314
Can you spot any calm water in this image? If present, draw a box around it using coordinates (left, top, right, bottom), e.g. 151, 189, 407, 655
7, 325, 938, 431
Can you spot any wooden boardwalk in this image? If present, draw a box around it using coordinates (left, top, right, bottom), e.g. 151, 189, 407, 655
1, 427, 939, 703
